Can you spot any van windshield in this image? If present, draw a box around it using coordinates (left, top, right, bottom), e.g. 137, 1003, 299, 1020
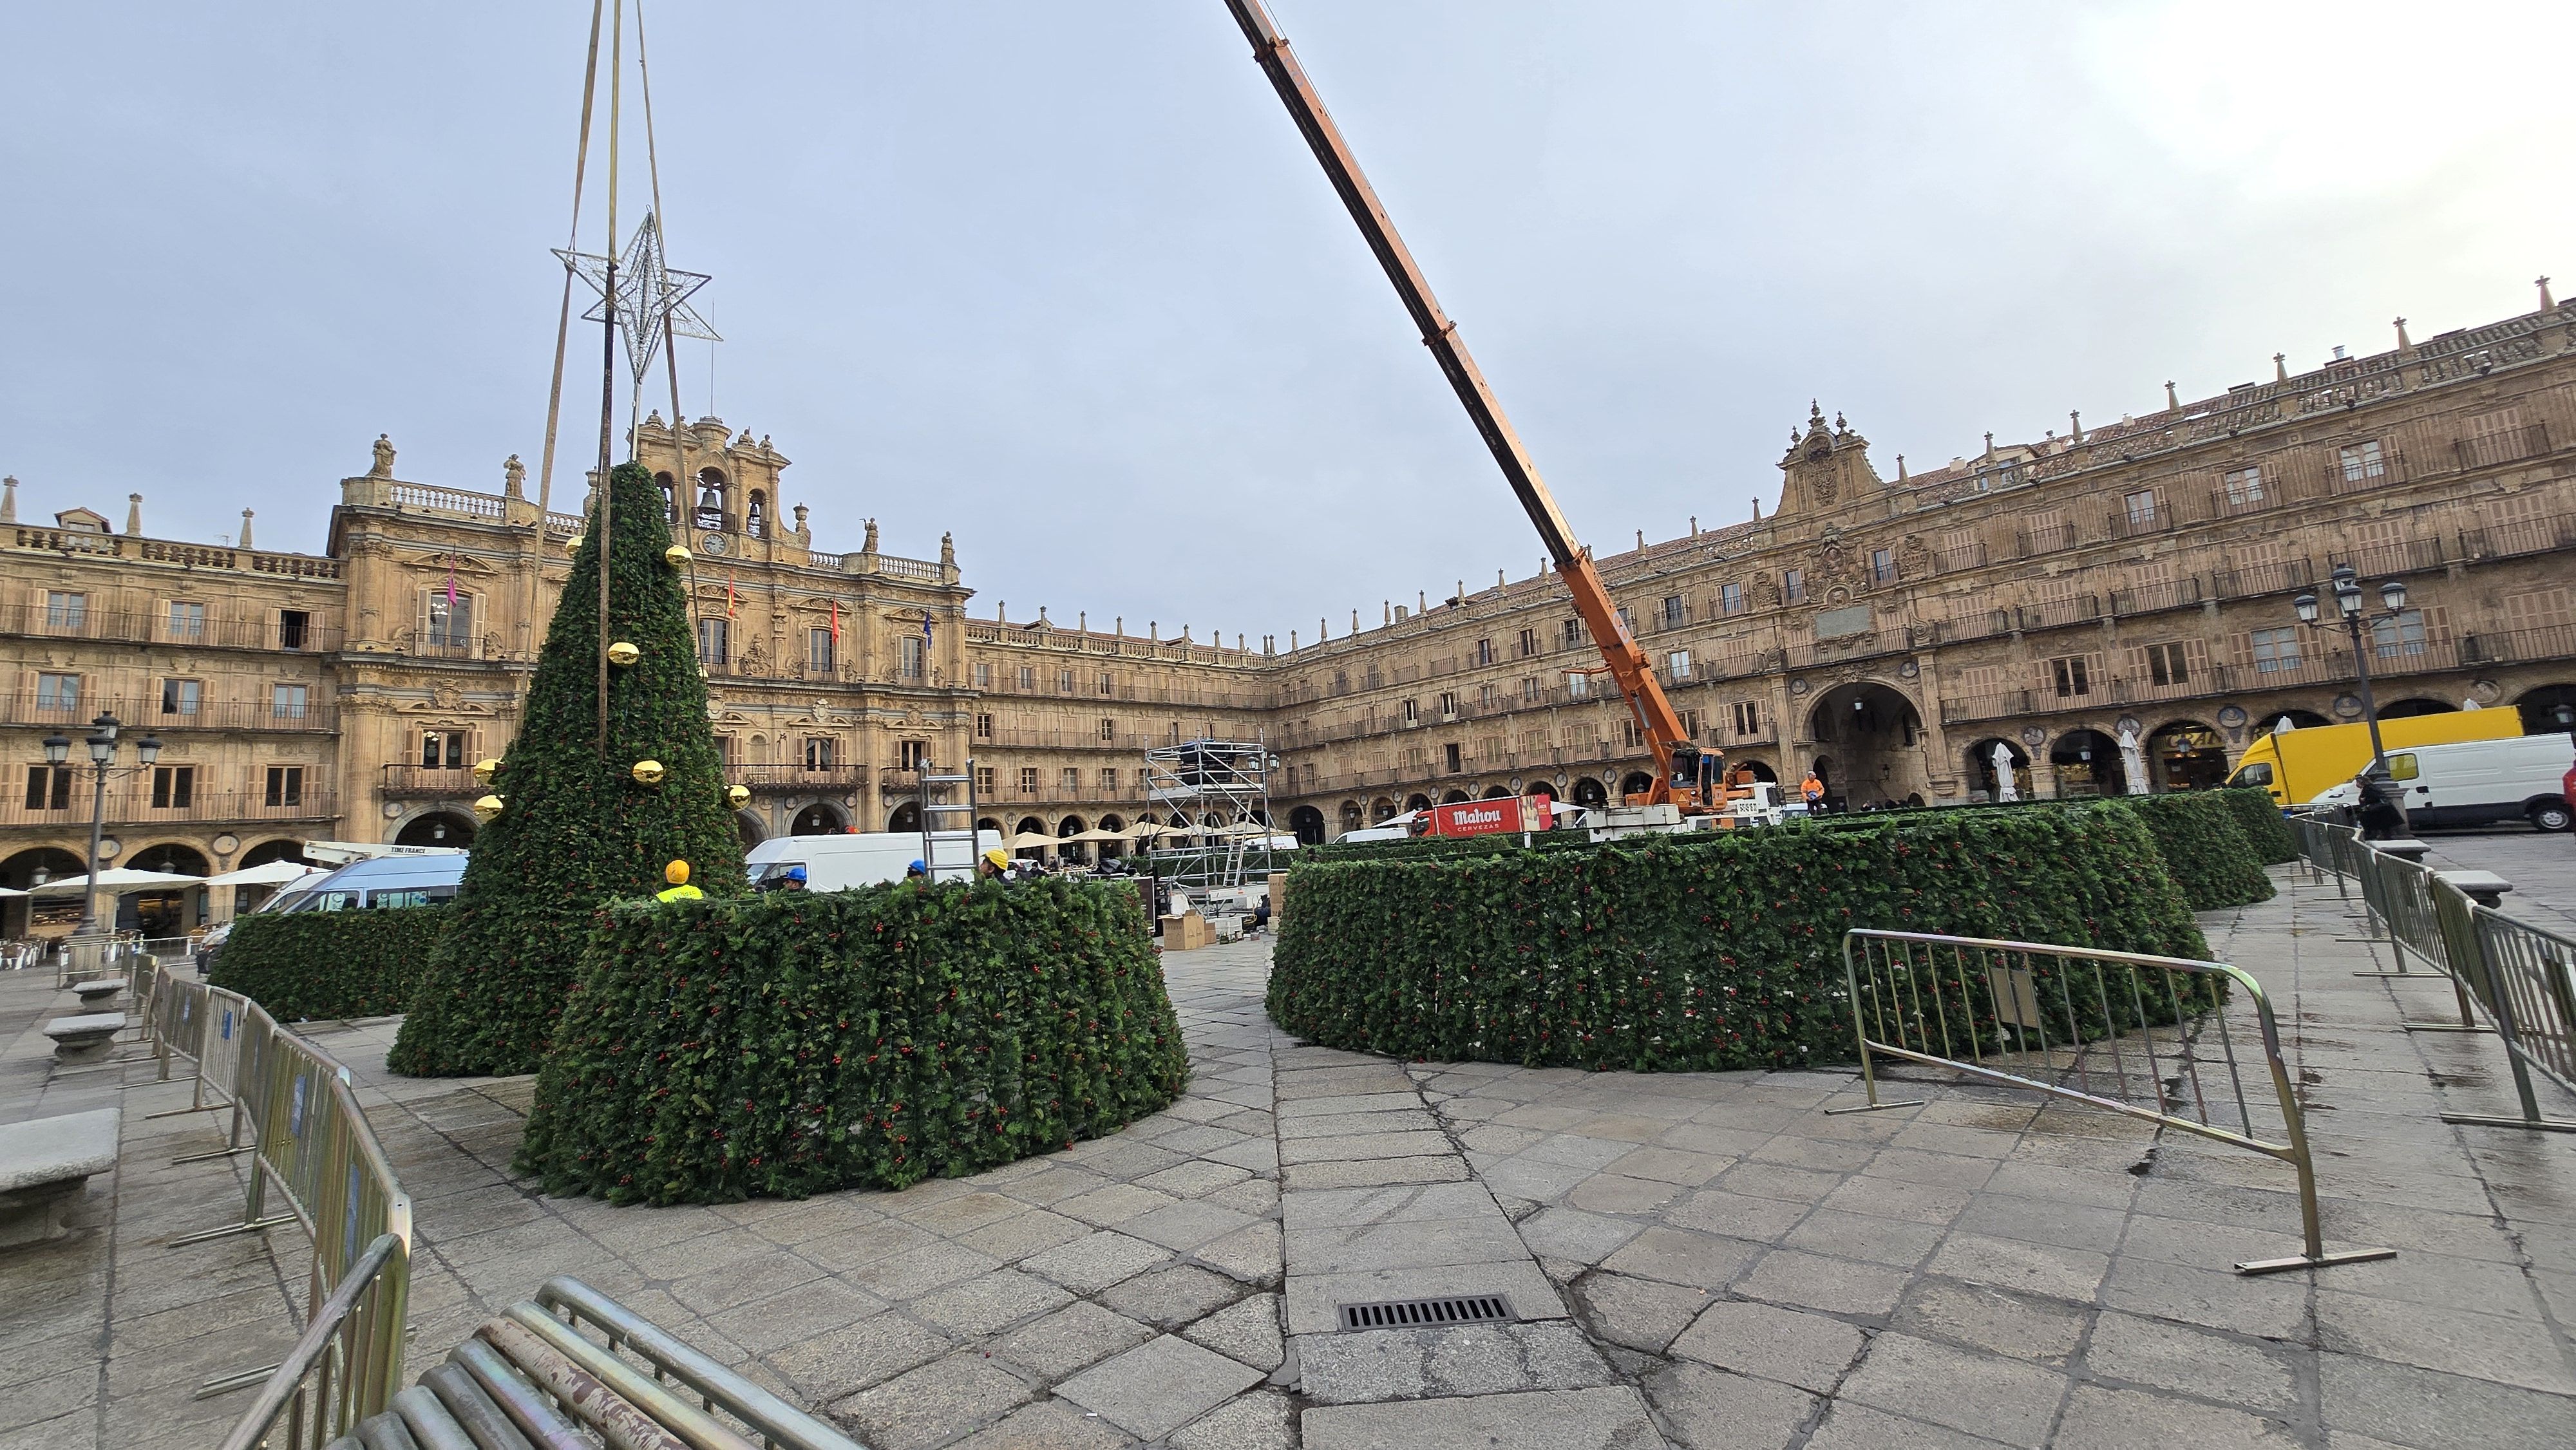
2228, 761, 2273, 787
751, 862, 808, 887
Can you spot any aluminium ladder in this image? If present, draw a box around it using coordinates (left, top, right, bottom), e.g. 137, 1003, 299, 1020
917, 758, 983, 885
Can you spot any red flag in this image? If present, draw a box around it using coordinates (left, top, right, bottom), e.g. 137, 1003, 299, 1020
726, 573, 738, 619
829, 599, 840, 642
444, 554, 459, 608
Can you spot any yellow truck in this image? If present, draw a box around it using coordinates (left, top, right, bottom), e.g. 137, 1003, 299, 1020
2224, 710, 2525, 806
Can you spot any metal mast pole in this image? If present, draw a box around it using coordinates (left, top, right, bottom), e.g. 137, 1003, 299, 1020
595, 0, 625, 751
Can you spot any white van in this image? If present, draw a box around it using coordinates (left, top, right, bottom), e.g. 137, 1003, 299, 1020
746, 830, 1004, 892
2363, 735, 2576, 832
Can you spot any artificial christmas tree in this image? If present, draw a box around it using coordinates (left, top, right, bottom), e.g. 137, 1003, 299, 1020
389, 463, 744, 1077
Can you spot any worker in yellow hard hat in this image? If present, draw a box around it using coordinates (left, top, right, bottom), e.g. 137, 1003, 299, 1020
979, 847, 1010, 883
656, 859, 704, 902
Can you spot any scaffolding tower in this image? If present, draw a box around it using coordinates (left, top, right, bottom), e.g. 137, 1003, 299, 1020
916, 757, 983, 886
1142, 737, 1276, 890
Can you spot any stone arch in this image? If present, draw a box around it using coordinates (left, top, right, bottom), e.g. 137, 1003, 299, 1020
1734, 760, 1779, 784
1405, 793, 1432, 813
977, 816, 1003, 834
238, 838, 308, 869
797, 801, 851, 834
1963, 738, 2032, 801
1289, 805, 1327, 845
735, 810, 768, 849
1098, 815, 1127, 859
393, 810, 476, 848
1481, 785, 1513, 800
652, 471, 680, 523
2145, 719, 2230, 792
1571, 777, 1608, 808
2048, 728, 2125, 797
1057, 815, 1090, 864
1441, 789, 1472, 804
2260, 709, 2334, 732
3, 846, 86, 890
2516, 683, 2576, 737
2378, 697, 2454, 719
745, 489, 769, 540
1340, 800, 1365, 833
1806, 681, 1927, 807
1369, 797, 1397, 824
1620, 771, 1655, 799
128, 842, 211, 877
694, 466, 728, 524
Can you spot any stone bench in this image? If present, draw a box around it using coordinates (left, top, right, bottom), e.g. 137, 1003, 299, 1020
70, 978, 125, 1009
0, 1107, 119, 1247
2436, 870, 2515, 909
43, 1012, 126, 1064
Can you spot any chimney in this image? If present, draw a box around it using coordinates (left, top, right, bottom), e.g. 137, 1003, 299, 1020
125, 493, 144, 536
239, 509, 255, 550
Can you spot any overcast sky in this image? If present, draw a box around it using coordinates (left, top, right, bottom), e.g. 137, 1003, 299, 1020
6, 2, 2568, 643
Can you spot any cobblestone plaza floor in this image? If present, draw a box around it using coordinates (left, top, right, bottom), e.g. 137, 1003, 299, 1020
5, 842, 2574, 1448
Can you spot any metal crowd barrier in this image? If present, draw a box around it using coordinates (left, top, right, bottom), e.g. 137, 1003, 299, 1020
137, 975, 413, 1433
1830, 928, 2394, 1276
2295, 818, 2576, 1134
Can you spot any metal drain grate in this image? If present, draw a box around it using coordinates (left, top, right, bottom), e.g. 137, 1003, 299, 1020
1337, 1294, 1515, 1332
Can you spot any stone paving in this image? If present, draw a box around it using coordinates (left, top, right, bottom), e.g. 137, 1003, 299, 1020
4, 848, 2574, 1447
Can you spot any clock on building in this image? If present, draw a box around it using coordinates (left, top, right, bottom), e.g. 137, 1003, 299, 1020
699, 532, 728, 558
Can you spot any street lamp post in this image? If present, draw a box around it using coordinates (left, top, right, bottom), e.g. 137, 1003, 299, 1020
42, 713, 162, 941
2293, 566, 2409, 827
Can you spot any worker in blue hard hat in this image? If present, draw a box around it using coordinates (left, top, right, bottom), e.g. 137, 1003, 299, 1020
905, 860, 928, 880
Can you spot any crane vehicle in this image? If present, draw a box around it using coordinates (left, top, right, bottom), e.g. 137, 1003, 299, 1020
1221, 0, 1708, 812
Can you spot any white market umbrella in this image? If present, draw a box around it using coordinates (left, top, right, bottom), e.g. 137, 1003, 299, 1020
27, 868, 203, 898
2117, 728, 2150, 796
1991, 741, 2020, 803
1065, 827, 1128, 843
1125, 821, 1185, 839
0, 886, 25, 899
1001, 831, 1058, 852
203, 860, 315, 887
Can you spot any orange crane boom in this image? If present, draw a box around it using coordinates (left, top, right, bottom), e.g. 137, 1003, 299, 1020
1220, 0, 1702, 807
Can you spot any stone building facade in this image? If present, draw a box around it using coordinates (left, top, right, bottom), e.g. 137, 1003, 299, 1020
6, 297, 2574, 932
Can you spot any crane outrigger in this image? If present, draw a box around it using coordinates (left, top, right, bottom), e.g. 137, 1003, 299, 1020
1220, 0, 1709, 810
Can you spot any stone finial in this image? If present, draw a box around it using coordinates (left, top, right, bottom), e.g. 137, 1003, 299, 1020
1290, 629, 1298, 650
1634, 529, 1645, 552
1689, 516, 1699, 536
862, 518, 880, 554
1148, 620, 1157, 639
2274, 352, 2287, 382
761, 435, 773, 452
124, 493, 143, 536
2069, 411, 2083, 442
1834, 411, 1848, 432
1383, 600, 1392, 624
1417, 590, 1427, 614
2394, 316, 2412, 352
645, 409, 666, 429
998, 600, 1006, 622
1352, 608, 1361, 633
1238, 634, 1245, 652
1116, 616, 1124, 634
1752, 496, 1762, 521
1982, 431, 1995, 459
370, 434, 395, 478
2164, 380, 2179, 411
1079, 611, 1087, 632
793, 504, 811, 543
504, 454, 526, 498
2539, 276, 2555, 310
1, 475, 15, 524
1318, 617, 1326, 641
1896, 454, 1908, 482
239, 509, 255, 549
940, 531, 955, 566
1497, 567, 1506, 587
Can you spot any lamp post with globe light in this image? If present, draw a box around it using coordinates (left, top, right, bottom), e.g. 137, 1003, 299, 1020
41, 713, 163, 939
2293, 567, 2409, 827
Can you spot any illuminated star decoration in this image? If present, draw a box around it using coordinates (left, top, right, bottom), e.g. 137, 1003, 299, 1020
554, 212, 721, 386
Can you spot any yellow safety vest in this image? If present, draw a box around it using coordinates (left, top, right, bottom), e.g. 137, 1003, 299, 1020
656, 883, 704, 901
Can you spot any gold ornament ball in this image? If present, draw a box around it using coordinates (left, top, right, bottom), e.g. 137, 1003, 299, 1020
630, 759, 666, 786
725, 784, 752, 809
663, 545, 692, 567
472, 794, 505, 820
607, 641, 640, 666
471, 757, 501, 784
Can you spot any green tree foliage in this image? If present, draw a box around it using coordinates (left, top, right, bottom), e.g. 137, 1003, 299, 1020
515, 878, 1188, 1205
390, 464, 745, 1077
1268, 802, 2211, 1071
2117, 792, 2276, 909
2215, 786, 2301, 866
210, 908, 450, 1021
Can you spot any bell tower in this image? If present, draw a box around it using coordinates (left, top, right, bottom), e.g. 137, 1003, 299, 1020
1775, 402, 1883, 518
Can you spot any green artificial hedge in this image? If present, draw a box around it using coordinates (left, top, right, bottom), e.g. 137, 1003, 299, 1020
209, 908, 450, 1021
391, 464, 746, 1078
515, 878, 1189, 1205
1268, 802, 2213, 1072
2117, 793, 2275, 909
2214, 787, 2300, 866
